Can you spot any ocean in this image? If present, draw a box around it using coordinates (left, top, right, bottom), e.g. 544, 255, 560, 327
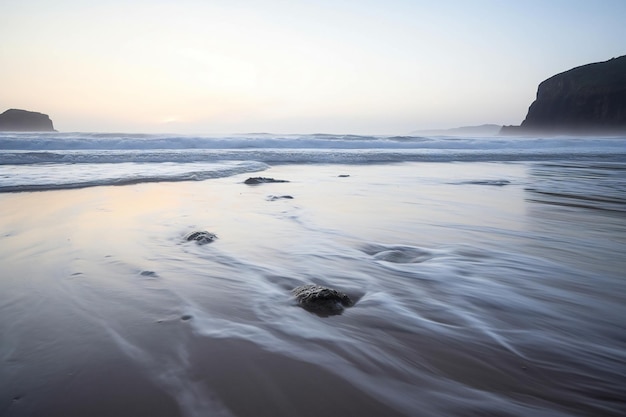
1, 132, 625, 417
2, 132, 626, 192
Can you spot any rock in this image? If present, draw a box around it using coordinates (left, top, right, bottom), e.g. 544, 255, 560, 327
498, 125, 523, 135
267, 195, 294, 201
244, 177, 289, 185
185, 231, 217, 244
292, 284, 353, 316
502, 56, 626, 135
338, 174, 350, 178
0, 109, 56, 132
462, 180, 511, 186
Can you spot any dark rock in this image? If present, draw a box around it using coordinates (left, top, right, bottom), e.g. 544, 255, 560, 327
0, 109, 56, 132
244, 177, 289, 185
338, 174, 350, 178
292, 284, 354, 316
462, 180, 511, 186
498, 125, 523, 135
185, 231, 217, 244
503, 56, 626, 135
267, 195, 294, 201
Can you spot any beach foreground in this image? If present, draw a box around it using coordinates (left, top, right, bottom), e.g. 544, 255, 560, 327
1, 162, 625, 417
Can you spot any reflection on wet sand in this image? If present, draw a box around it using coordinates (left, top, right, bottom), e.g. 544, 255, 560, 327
1, 162, 625, 417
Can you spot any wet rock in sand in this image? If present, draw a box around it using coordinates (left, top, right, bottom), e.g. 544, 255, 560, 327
463, 179, 511, 186
244, 177, 289, 185
185, 231, 217, 244
267, 195, 294, 201
292, 284, 354, 316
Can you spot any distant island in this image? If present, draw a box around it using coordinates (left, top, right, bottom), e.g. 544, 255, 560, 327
501, 55, 626, 135
411, 124, 501, 137
0, 109, 56, 132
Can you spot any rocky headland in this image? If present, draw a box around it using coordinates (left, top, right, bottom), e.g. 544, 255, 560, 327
501, 56, 626, 135
0, 109, 56, 132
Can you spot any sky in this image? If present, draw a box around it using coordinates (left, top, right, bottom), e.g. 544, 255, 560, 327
2, 0, 625, 134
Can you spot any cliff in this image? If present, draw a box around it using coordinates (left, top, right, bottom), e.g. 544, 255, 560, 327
502, 56, 626, 135
0, 109, 56, 132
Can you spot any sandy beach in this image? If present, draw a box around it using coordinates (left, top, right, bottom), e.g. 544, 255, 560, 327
4, 1, 626, 414
1, 162, 625, 417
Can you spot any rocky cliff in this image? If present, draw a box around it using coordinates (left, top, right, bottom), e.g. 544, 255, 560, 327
502, 56, 626, 135
0, 109, 56, 132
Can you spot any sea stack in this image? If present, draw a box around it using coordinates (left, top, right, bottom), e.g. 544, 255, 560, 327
0, 109, 56, 132
501, 56, 626, 135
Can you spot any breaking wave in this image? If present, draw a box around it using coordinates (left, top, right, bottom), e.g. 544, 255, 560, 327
2, 132, 626, 192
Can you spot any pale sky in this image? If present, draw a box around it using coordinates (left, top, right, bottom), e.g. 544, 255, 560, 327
2, 0, 625, 134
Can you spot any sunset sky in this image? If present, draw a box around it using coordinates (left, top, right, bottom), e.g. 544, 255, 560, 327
2, 0, 625, 134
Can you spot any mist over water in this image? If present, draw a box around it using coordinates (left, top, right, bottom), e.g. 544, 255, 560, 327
1, 133, 626, 417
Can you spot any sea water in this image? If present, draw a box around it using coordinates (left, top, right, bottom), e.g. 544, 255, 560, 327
2, 132, 626, 191
1, 132, 625, 417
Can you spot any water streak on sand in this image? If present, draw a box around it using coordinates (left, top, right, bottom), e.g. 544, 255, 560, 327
1, 149, 626, 416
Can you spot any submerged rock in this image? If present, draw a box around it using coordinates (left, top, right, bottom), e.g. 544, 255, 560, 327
244, 177, 289, 185
185, 231, 217, 244
292, 284, 354, 316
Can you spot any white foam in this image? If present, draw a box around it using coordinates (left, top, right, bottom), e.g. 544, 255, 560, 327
0, 160, 268, 192
2, 132, 626, 191
2, 132, 626, 152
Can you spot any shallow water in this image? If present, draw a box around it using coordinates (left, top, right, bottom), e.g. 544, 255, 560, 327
1, 162, 625, 417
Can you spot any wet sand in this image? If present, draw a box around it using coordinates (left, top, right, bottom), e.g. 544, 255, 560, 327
1, 162, 625, 417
